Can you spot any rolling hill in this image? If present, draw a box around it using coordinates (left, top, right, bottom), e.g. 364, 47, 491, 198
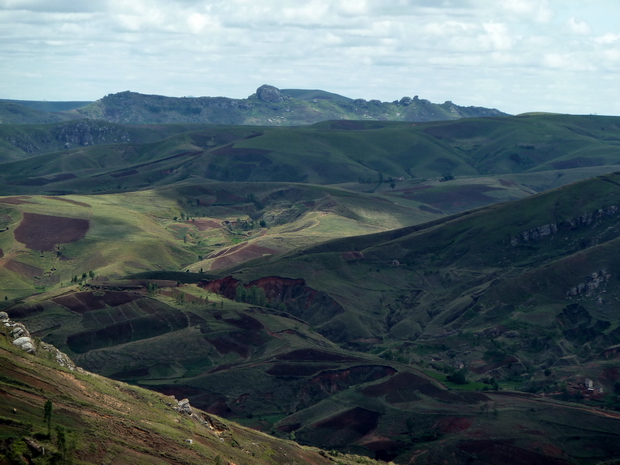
4, 94, 620, 463
5, 172, 620, 462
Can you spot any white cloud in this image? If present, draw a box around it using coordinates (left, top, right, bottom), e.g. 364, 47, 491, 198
0, 0, 619, 116
499, 0, 554, 23
566, 16, 591, 35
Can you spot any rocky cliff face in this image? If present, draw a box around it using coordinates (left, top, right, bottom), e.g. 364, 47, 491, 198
2, 120, 133, 158
72, 85, 508, 126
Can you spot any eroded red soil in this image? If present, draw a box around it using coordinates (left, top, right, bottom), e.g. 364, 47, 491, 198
14, 212, 89, 250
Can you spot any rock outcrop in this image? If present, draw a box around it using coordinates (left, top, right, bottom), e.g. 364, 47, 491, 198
510, 205, 620, 246
1, 311, 77, 370
256, 84, 284, 103
1, 312, 36, 354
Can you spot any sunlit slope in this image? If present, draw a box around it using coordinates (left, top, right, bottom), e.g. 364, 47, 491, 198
0, 193, 193, 299
0, 180, 439, 299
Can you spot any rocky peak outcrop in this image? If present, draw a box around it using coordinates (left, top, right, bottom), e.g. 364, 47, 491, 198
256, 84, 284, 103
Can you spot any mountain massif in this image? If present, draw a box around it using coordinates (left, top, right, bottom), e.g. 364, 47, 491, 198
2, 88, 620, 463
1, 84, 507, 126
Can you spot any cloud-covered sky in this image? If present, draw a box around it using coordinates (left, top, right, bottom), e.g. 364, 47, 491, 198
1, 0, 619, 115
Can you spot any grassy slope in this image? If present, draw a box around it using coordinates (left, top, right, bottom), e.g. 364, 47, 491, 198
0, 319, 380, 465
1, 115, 620, 199
6, 281, 620, 464
0, 180, 435, 300
209, 173, 620, 381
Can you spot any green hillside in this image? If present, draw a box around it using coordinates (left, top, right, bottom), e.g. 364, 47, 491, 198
2, 114, 620, 204
4, 172, 620, 461
0, 99, 92, 112
0, 313, 375, 465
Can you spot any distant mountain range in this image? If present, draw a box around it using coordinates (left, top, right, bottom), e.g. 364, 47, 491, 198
0, 84, 508, 125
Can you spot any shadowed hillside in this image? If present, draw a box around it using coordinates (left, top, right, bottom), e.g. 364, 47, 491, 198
0, 311, 379, 464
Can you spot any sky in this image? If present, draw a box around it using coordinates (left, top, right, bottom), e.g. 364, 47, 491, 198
1, 0, 619, 116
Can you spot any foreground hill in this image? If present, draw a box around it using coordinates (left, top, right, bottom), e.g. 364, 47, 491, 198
0, 312, 375, 465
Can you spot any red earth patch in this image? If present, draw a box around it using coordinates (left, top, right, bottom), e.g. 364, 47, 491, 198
435, 416, 474, 434
4, 260, 43, 279
0, 196, 35, 205
192, 219, 221, 231
14, 212, 89, 251
52, 291, 141, 313
277, 349, 357, 362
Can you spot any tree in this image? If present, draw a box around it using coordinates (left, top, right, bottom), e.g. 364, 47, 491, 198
56, 425, 68, 464
447, 367, 468, 385
44, 400, 53, 437
235, 285, 247, 302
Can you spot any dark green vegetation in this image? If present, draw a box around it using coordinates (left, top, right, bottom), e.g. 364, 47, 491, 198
3, 105, 620, 463
2, 113, 620, 200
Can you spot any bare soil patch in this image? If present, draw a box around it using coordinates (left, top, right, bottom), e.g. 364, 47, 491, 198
14, 212, 89, 250
266, 364, 337, 377
362, 372, 438, 397
314, 407, 380, 436
552, 157, 605, 169
208, 332, 252, 358
223, 313, 264, 330
53, 291, 142, 313
110, 169, 138, 178
0, 196, 35, 205
277, 349, 357, 362
456, 440, 571, 465
192, 219, 221, 231
435, 416, 474, 433
4, 259, 43, 279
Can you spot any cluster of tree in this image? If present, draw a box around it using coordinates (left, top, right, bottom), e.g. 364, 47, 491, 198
358, 172, 398, 188
446, 367, 468, 385
235, 285, 268, 306
174, 212, 195, 221
70, 271, 95, 284
146, 281, 159, 295
227, 218, 266, 232
480, 376, 500, 390
234, 284, 285, 310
